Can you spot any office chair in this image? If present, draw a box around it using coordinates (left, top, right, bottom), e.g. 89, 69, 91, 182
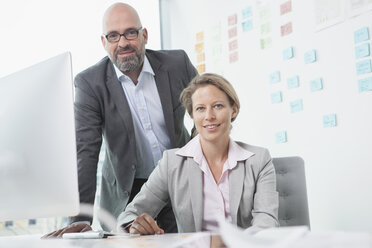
272, 156, 310, 228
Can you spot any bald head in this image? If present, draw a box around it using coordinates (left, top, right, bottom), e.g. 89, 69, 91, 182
100, 2, 148, 78
102, 3, 142, 34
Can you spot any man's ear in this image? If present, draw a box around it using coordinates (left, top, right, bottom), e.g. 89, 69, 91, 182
101, 35, 106, 48
142, 28, 148, 44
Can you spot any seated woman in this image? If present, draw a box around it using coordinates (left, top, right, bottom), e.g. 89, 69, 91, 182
118, 73, 279, 235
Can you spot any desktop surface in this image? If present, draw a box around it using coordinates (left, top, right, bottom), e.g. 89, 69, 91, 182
0, 232, 225, 248
1, 230, 372, 248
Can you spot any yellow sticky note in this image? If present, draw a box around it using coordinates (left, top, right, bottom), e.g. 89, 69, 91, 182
195, 42, 204, 53
196, 31, 204, 42
197, 53, 205, 63
196, 64, 205, 73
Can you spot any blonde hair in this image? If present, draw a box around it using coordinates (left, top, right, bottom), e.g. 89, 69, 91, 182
180, 73, 240, 137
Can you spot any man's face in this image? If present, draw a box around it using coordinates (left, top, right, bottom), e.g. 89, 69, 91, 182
101, 7, 148, 73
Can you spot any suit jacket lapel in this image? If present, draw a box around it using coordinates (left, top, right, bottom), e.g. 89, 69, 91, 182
186, 158, 203, 231
229, 161, 245, 224
146, 52, 176, 147
105, 62, 135, 139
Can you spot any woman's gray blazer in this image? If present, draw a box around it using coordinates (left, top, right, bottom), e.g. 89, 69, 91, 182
117, 142, 279, 233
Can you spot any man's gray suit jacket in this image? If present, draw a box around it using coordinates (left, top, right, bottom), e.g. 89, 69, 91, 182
73, 49, 198, 222
118, 142, 279, 233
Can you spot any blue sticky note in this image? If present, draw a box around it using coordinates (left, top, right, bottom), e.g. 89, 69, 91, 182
275, 131, 287, 144
283, 46, 294, 60
354, 27, 370, 44
290, 99, 303, 113
323, 114, 337, 128
269, 71, 281, 84
242, 19, 253, 32
358, 77, 372, 92
356, 59, 372, 75
304, 50, 317, 64
242, 6, 253, 19
355, 43, 370, 59
287, 76, 299, 89
271, 91, 283, 104
310, 78, 323, 92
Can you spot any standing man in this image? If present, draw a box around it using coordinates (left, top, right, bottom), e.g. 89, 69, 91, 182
56, 2, 196, 235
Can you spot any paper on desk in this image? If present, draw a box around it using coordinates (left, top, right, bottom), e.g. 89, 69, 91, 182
218, 219, 309, 248
295, 231, 372, 248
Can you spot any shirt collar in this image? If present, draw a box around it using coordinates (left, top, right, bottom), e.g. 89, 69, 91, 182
113, 55, 154, 82
176, 135, 255, 169
227, 139, 255, 169
176, 135, 204, 165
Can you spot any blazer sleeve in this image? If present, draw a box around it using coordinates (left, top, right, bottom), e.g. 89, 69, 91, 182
248, 149, 279, 233
71, 73, 103, 223
116, 150, 171, 229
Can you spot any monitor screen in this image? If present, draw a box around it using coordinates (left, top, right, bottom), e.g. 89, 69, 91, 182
0, 52, 79, 221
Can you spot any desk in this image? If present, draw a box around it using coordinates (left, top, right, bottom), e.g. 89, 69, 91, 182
1, 230, 371, 248
0, 233, 226, 248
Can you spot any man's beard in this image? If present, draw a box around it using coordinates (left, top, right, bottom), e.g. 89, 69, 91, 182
112, 45, 144, 73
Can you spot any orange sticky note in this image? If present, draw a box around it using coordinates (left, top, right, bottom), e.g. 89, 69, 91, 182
195, 42, 204, 53
196, 31, 204, 42
196, 64, 205, 73
197, 53, 205, 63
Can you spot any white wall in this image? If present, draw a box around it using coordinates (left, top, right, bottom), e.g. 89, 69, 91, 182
0, 0, 161, 78
161, 0, 372, 232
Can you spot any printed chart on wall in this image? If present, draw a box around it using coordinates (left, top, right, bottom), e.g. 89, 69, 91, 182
165, 0, 372, 232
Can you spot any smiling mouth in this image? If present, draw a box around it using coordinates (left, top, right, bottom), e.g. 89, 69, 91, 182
119, 51, 134, 56
116, 46, 136, 56
204, 124, 220, 129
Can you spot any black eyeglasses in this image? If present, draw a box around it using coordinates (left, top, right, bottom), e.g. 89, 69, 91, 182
104, 27, 143, 43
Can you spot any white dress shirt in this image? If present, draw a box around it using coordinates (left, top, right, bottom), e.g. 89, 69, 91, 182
114, 56, 171, 178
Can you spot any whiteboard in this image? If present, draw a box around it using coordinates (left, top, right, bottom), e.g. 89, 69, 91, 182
160, 0, 372, 232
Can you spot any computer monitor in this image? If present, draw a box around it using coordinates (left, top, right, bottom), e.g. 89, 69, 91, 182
0, 52, 79, 221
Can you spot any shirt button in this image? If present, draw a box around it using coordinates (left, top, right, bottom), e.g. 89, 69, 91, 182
153, 144, 157, 148
132, 165, 135, 170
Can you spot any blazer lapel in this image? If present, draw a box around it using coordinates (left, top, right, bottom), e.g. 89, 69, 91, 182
186, 158, 203, 231
105, 62, 135, 139
146, 52, 176, 147
229, 161, 245, 224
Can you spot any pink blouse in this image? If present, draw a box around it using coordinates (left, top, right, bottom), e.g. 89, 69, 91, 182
176, 135, 254, 231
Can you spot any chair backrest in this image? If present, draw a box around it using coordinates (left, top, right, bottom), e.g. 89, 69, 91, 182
272, 156, 310, 228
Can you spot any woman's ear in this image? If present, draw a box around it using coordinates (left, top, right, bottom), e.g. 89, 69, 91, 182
231, 105, 238, 120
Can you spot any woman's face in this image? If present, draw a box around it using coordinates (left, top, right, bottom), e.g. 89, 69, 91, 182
191, 84, 237, 144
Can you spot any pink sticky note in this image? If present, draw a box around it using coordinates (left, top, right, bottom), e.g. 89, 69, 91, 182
281, 22, 292, 36
280, 1, 292, 15
229, 40, 238, 51
229, 51, 239, 63
228, 27, 238, 38
228, 14, 237, 26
